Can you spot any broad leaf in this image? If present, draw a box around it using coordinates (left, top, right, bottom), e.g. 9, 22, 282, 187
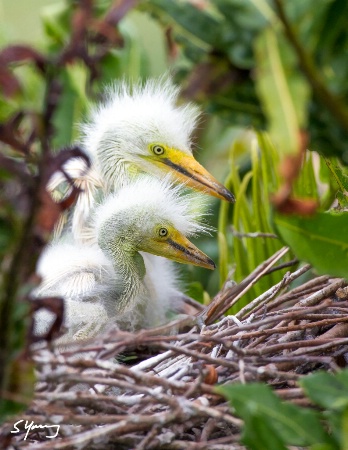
300, 371, 348, 411
149, 0, 221, 48
273, 211, 348, 279
217, 383, 332, 448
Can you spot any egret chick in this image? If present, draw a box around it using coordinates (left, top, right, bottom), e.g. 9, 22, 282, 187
52, 77, 234, 239
35, 177, 214, 342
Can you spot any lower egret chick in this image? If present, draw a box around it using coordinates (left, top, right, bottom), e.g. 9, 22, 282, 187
89, 176, 215, 328
34, 177, 214, 344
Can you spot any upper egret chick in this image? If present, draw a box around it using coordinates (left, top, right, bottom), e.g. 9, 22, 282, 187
84, 78, 234, 201
57, 78, 234, 239
35, 177, 214, 341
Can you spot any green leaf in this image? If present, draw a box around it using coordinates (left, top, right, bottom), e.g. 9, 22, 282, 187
217, 383, 332, 448
0, 358, 35, 422
185, 281, 204, 303
325, 158, 348, 208
41, 1, 71, 47
293, 152, 320, 201
214, 0, 268, 68
242, 414, 288, 450
273, 211, 348, 279
324, 409, 344, 448
0, 218, 16, 255
255, 28, 309, 155
336, 191, 348, 208
342, 407, 348, 450
66, 63, 88, 105
300, 370, 348, 411
311, 445, 339, 450
218, 230, 229, 286
215, 0, 270, 31
52, 64, 89, 148
148, 0, 221, 48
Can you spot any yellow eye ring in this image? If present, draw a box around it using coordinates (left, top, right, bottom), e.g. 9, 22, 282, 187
158, 227, 168, 237
152, 145, 165, 156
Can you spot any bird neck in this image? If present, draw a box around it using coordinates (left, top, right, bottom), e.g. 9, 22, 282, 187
102, 236, 147, 313
118, 248, 147, 312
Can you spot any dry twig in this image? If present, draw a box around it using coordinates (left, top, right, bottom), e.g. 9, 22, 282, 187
1, 256, 347, 449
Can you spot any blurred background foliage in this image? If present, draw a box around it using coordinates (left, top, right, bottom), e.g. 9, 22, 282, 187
1, 0, 348, 420
1, 0, 348, 303
0, 0, 238, 302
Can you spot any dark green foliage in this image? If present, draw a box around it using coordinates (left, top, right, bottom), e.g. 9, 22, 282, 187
1, 1, 348, 442
217, 382, 333, 448
142, 0, 266, 128
274, 211, 348, 279
0, 0, 151, 423
218, 370, 348, 450
143, 0, 348, 160
142, 0, 348, 286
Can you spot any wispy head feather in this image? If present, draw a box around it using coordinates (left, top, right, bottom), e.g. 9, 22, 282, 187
81, 76, 200, 168
93, 176, 211, 241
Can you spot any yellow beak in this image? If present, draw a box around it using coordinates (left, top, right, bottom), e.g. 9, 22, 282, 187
148, 150, 235, 202
139, 230, 216, 270
165, 235, 216, 270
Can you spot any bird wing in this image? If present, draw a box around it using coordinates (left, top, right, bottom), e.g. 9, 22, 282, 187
35, 241, 121, 313
34, 241, 119, 342
34, 298, 109, 343
47, 157, 105, 241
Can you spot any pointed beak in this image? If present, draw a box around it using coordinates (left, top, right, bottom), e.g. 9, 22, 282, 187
140, 231, 216, 270
149, 150, 235, 202
166, 235, 216, 270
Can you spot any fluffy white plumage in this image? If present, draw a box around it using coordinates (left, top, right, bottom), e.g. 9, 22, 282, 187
50, 76, 233, 243
38, 77, 226, 343
36, 242, 117, 298
34, 241, 117, 341
53, 77, 201, 240
93, 176, 209, 241
35, 177, 211, 343
82, 78, 199, 176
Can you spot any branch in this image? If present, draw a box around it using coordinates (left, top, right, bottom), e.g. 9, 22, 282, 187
273, 0, 348, 131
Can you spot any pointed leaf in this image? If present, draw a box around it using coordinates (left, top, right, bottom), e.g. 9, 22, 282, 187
300, 370, 348, 411
217, 383, 332, 447
325, 159, 348, 208
273, 211, 348, 278
149, 0, 221, 47
255, 28, 309, 155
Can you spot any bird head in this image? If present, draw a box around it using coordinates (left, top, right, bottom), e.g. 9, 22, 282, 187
94, 177, 216, 271
82, 78, 234, 202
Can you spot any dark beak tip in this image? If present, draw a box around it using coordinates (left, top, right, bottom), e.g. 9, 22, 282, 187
224, 190, 236, 203
208, 258, 216, 270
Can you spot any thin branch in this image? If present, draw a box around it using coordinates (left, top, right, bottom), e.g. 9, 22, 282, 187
273, 0, 348, 130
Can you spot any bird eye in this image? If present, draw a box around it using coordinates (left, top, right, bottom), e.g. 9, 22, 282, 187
158, 227, 168, 237
152, 145, 165, 156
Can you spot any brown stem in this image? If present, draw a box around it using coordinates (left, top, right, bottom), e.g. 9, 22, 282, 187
273, 0, 348, 130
